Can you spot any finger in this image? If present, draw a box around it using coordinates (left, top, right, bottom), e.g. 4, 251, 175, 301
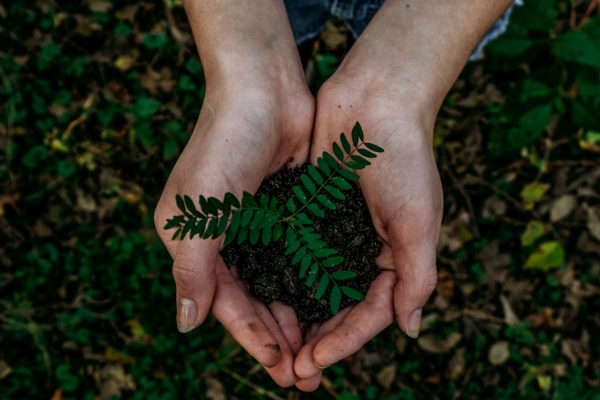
211, 262, 282, 369
268, 301, 303, 356
230, 267, 298, 387
295, 372, 322, 392
294, 306, 354, 379
173, 239, 220, 333
312, 271, 396, 368
389, 211, 441, 338
304, 322, 321, 343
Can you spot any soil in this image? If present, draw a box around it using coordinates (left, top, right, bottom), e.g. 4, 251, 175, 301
221, 164, 381, 323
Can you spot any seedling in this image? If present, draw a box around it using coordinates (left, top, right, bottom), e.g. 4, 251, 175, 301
164, 122, 384, 315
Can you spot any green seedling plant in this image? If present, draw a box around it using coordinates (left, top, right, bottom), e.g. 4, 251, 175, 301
164, 122, 384, 315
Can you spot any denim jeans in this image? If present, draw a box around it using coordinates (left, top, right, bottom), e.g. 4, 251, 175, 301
284, 0, 523, 61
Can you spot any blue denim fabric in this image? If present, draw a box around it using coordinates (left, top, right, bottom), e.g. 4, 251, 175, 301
284, 0, 523, 61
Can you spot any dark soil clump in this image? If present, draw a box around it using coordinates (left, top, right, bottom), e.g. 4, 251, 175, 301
221, 164, 381, 323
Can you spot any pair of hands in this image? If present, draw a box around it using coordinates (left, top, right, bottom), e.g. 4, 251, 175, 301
154, 63, 443, 390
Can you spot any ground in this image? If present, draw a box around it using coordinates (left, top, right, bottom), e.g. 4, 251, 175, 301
1, 1, 600, 399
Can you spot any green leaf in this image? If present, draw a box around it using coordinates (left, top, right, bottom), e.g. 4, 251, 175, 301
317, 194, 336, 210
223, 227, 237, 246
260, 194, 269, 209
307, 203, 325, 218
241, 210, 254, 227
285, 240, 301, 255
242, 191, 258, 208
313, 248, 338, 258
302, 233, 321, 242
249, 211, 265, 229
143, 32, 168, 49
307, 240, 327, 250
317, 157, 331, 176
322, 256, 344, 267
338, 169, 360, 181
331, 176, 352, 190
172, 227, 181, 240
269, 197, 279, 212
262, 226, 272, 246
521, 182, 550, 203
249, 227, 260, 245
345, 161, 365, 170
324, 185, 346, 200
332, 142, 344, 161
215, 215, 228, 238
524, 241, 565, 270
200, 196, 217, 215
230, 211, 241, 233
293, 186, 307, 204
519, 103, 553, 137
181, 218, 195, 240
353, 122, 364, 141
184, 195, 203, 217
307, 264, 319, 286
224, 192, 240, 208
299, 257, 312, 278
316, 275, 329, 299
176, 195, 186, 214
208, 197, 225, 211
341, 286, 365, 300
296, 213, 313, 225
164, 215, 185, 230
301, 174, 316, 194
323, 152, 338, 168
192, 219, 207, 238
330, 286, 341, 315
357, 148, 376, 158
331, 271, 357, 280
351, 125, 359, 146
292, 247, 307, 264
203, 217, 217, 239
364, 142, 384, 153
307, 165, 323, 184
298, 227, 314, 235
286, 198, 296, 213
551, 31, 600, 68
273, 223, 283, 241
340, 133, 351, 154
350, 155, 371, 166
237, 227, 249, 244
521, 221, 545, 246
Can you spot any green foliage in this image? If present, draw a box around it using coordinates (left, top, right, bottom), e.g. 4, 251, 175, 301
166, 123, 381, 313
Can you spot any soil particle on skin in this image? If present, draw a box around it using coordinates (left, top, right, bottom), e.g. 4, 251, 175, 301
221, 164, 381, 323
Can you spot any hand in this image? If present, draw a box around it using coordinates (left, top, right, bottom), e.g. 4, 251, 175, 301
293, 75, 443, 390
155, 72, 314, 386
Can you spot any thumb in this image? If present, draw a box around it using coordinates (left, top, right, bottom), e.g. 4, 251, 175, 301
172, 238, 220, 333
389, 212, 440, 339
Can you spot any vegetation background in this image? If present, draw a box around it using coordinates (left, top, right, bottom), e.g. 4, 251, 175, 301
2, 0, 600, 399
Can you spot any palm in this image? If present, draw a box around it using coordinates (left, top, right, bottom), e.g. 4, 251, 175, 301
155, 88, 314, 387
294, 83, 442, 390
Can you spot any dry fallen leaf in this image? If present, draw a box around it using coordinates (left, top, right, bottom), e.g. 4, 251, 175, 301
488, 341, 510, 366
500, 295, 520, 325
417, 332, 462, 354
446, 347, 466, 380
205, 377, 225, 400
376, 364, 396, 390
0, 360, 12, 380
550, 195, 577, 222
49, 388, 62, 400
587, 206, 600, 241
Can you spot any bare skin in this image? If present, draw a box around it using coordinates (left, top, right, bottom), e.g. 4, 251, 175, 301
154, 0, 515, 391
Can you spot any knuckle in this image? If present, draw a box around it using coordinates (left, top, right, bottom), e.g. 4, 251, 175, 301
421, 265, 438, 295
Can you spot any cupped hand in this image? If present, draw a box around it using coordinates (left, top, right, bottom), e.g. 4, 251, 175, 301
155, 76, 314, 386
293, 77, 443, 390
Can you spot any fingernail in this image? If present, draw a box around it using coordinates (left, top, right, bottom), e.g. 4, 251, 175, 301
315, 362, 333, 369
406, 308, 422, 339
177, 298, 198, 333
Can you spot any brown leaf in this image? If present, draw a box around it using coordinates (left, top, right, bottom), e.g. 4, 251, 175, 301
437, 270, 455, 299
98, 363, 136, 400
500, 295, 520, 325
446, 348, 466, 380
550, 195, 577, 222
376, 364, 396, 390
587, 206, 600, 241
417, 332, 462, 354
488, 341, 510, 366
0, 194, 20, 216
205, 377, 226, 400
0, 360, 12, 380
49, 388, 62, 400
482, 195, 507, 219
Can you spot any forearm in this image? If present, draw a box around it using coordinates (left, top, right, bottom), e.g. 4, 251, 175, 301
334, 0, 514, 123
182, 0, 305, 90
